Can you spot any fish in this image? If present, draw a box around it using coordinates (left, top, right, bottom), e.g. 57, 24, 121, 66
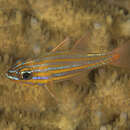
6, 36, 130, 89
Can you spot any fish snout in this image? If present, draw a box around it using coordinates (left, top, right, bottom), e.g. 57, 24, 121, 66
5, 70, 19, 80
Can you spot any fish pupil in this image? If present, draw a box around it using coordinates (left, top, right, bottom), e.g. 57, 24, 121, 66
22, 72, 32, 80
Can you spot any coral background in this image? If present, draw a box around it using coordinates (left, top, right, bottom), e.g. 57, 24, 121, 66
0, 0, 130, 129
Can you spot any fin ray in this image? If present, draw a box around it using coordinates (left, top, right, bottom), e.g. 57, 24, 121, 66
111, 40, 130, 69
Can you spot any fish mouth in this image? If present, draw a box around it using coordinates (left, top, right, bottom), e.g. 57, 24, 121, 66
5, 71, 19, 80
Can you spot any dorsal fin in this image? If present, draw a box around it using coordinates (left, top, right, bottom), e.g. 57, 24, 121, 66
50, 30, 92, 54
50, 37, 70, 53
71, 31, 92, 53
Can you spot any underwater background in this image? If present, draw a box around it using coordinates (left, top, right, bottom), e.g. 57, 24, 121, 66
0, 0, 130, 129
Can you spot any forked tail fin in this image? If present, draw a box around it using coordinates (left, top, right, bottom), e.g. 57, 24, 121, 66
111, 41, 130, 69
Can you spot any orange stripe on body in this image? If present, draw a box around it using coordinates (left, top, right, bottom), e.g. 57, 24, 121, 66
52, 72, 82, 81
14, 53, 110, 70
21, 55, 110, 73
50, 59, 110, 74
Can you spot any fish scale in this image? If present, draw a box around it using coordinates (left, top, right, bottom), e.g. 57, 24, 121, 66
6, 51, 114, 86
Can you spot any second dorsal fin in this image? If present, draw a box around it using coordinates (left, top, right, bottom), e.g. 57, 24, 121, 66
71, 30, 92, 53
50, 30, 92, 54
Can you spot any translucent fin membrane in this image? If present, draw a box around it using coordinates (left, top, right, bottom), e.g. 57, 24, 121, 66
111, 41, 130, 69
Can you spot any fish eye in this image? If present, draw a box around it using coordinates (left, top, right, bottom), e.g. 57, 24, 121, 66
21, 71, 32, 80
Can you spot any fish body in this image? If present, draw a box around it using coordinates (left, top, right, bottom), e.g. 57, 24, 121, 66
6, 51, 119, 86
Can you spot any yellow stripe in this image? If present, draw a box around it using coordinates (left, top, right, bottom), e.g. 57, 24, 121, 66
20, 58, 100, 73
21, 55, 112, 76
15, 53, 109, 69
52, 72, 81, 81
33, 72, 51, 77
50, 61, 104, 74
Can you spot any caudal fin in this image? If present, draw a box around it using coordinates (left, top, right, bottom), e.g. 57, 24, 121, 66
111, 41, 130, 69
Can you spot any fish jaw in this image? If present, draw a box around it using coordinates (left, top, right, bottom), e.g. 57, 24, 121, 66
5, 70, 19, 81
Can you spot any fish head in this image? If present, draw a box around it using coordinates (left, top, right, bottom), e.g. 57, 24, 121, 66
6, 68, 33, 81
5, 59, 33, 82
5, 59, 49, 86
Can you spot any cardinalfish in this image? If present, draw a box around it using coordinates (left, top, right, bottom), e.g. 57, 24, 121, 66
5, 35, 130, 99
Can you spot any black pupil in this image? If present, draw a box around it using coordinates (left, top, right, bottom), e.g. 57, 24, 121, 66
22, 72, 31, 80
